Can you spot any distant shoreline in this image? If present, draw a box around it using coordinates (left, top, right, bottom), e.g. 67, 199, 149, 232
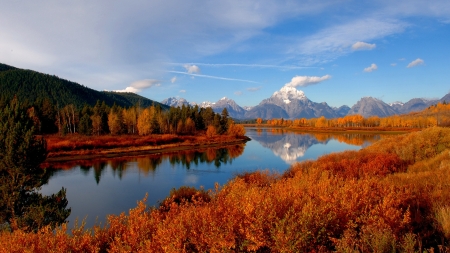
43, 134, 250, 164
242, 124, 419, 134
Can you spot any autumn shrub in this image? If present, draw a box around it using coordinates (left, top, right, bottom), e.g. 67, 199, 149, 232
227, 123, 246, 137
4, 127, 450, 252
234, 170, 279, 187
435, 205, 450, 240
159, 186, 211, 212
284, 150, 406, 180
366, 127, 450, 164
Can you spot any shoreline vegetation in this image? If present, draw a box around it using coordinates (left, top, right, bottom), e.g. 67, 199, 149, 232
43, 133, 250, 164
43, 125, 409, 164
244, 124, 419, 134
2, 127, 450, 252
2, 97, 450, 251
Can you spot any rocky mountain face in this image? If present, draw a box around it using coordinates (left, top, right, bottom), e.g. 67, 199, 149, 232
334, 105, 351, 117
161, 90, 450, 120
347, 97, 398, 117
244, 86, 339, 119
440, 93, 450, 103
210, 97, 247, 119
395, 98, 437, 114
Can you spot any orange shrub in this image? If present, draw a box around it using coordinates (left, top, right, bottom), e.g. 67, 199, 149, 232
3, 128, 450, 252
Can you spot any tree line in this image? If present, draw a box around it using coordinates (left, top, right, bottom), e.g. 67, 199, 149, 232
20, 97, 244, 137
259, 101, 450, 128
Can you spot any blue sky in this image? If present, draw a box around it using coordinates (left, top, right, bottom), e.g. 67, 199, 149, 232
1, 1, 449, 108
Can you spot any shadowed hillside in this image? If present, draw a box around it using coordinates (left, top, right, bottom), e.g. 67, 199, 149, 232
0, 63, 168, 109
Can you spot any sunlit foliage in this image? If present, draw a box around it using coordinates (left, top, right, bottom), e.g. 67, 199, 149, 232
2, 127, 450, 252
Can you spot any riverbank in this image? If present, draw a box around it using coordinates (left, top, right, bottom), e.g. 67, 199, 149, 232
43, 134, 250, 163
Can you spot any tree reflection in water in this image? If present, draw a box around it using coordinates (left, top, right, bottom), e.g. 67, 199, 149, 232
45, 144, 246, 182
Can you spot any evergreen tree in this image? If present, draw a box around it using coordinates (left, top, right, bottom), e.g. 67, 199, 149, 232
0, 98, 70, 232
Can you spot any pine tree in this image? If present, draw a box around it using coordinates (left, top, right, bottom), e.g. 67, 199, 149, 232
0, 98, 70, 232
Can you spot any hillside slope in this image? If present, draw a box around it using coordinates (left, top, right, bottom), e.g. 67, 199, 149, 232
0, 63, 168, 109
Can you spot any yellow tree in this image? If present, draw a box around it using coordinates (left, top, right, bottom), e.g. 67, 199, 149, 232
315, 116, 327, 128
227, 123, 246, 137
185, 118, 196, 135
256, 118, 263, 125
137, 107, 153, 135
123, 107, 137, 134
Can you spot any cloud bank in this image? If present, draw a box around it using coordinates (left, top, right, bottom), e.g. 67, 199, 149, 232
285, 75, 331, 88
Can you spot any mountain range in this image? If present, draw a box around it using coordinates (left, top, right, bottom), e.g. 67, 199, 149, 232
162, 86, 447, 119
0, 62, 446, 119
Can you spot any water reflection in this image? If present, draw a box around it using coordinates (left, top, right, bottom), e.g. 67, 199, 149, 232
45, 144, 245, 183
248, 128, 381, 163
41, 129, 391, 228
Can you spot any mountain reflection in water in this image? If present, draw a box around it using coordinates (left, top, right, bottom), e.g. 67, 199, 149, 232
248, 128, 381, 163
41, 128, 388, 228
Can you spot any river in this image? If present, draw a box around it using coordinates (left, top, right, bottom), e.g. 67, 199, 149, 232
40, 127, 389, 228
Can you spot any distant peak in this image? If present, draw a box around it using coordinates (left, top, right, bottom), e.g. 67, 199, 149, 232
271, 86, 307, 104
220, 96, 227, 100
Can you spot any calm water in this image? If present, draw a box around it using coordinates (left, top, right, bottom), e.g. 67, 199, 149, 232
40, 128, 385, 228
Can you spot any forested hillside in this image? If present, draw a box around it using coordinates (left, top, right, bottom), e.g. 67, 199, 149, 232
0, 63, 167, 109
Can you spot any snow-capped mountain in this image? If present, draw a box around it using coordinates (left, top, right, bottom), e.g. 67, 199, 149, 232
161, 91, 450, 120
271, 86, 307, 104
161, 97, 191, 108
161, 97, 247, 119
198, 101, 214, 108
244, 86, 339, 119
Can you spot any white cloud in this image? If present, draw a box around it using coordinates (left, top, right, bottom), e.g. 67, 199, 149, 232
114, 79, 160, 93
295, 18, 407, 63
364, 63, 378, 72
183, 64, 201, 74
391, 63, 397, 66
407, 58, 424, 68
171, 76, 177, 83
352, 41, 376, 51
285, 75, 331, 88
179, 89, 186, 93
234, 91, 242, 95
247, 86, 262, 92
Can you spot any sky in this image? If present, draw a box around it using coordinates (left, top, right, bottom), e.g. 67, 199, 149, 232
1, 0, 450, 108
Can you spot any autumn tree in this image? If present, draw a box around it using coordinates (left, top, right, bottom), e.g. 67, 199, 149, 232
227, 122, 246, 137
137, 107, 156, 135
108, 105, 124, 135
206, 125, 216, 138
